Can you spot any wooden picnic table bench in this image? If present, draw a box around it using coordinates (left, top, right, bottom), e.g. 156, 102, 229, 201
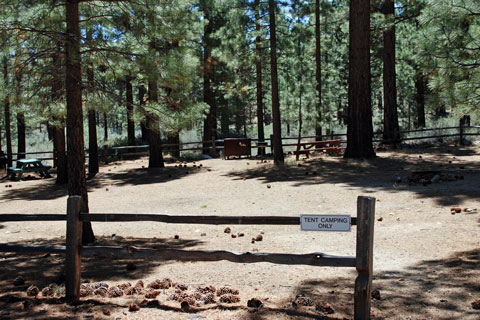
7, 158, 52, 181
285, 139, 344, 158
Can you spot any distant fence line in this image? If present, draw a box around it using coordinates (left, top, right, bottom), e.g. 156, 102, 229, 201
0, 195, 376, 319
6, 125, 479, 163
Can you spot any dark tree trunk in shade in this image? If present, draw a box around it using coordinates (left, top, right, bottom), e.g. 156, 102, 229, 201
268, 0, 284, 165
15, 69, 26, 160
415, 72, 426, 128
138, 85, 148, 141
52, 45, 68, 184
16, 114, 26, 160
87, 65, 98, 178
3, 57, 12, 167
314, 0, 323, 142
147, 79, 164, 168
254, 0, 265, 156
126, 76, 135, 150
382, 0, 400, 144
344, 0, 375, 158
167, 133, 180, 158
65, 0, 95, 244
103, 112, 108, 142
202, 8, 216, 155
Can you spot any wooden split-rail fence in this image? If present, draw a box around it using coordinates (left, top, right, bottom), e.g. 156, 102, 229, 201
0, 196, 375, 320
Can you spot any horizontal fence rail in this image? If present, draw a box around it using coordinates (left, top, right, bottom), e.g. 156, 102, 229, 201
0, 195, 375, 319
80, 246, 356, 267
0, 213, 358, 225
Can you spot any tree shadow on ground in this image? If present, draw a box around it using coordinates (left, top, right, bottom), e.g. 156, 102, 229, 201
0, 235, 203, 293
224, 145, 479, 206
0, 164, 205, 203
284, 248, 480, 320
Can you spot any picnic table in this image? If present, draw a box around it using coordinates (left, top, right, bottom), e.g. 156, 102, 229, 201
287, 139, 344, 158
7, 158, 52, 181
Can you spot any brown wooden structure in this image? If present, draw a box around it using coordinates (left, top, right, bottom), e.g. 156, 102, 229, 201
0, 196, 375, 319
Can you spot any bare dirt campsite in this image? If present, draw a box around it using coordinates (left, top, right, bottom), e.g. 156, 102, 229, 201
1, 145, 479, 320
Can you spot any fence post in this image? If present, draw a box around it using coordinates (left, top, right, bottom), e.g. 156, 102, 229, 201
354, 196, 375, 320
65, 196, 83, 302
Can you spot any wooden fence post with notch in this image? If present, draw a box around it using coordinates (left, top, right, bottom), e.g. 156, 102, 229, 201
65, 195, 83, 302
354, 196, 375, 320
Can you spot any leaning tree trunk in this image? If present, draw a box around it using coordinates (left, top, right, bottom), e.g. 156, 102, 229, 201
147, 78, 164, 168
254, 0, 265, 156
314, 0, 323, 142
3, 57, 12, 167
65, 0, 95, 244
268, 0, 284, 165
382, 0, 400, 145
344, 0, 375, 158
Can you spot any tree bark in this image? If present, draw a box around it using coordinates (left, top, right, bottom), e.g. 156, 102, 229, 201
314, 0, 323, 142
202, 8, 216, 155
103, 112, 108, 142
344, 0, 375, 158
382, 0, 400, 144
51, 44, 68, 184
65, 0, 94, 244
254, 0, 265, 156
147, 78, 164, 168
87, 63, 98, 178
268, 0, 284, 165
167, 133, 180, 158
126, 75, 135, 150
138, 85, 148, 141
15, 68, 26, 160
415, 72, 426, 128
3, 57, 12, 167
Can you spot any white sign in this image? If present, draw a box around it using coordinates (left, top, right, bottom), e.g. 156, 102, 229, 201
300, 215, 351, 232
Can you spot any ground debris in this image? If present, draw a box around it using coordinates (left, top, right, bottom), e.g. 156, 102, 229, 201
315, 302, 335, 314
472, 299, 480, 309
247, 298, 263, 308
26, 285, 39, 297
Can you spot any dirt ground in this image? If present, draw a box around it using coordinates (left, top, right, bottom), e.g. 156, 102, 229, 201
0, 143, 479, 320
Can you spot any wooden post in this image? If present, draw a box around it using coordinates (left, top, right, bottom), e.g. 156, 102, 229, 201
65, 196, 83, 302
354, 196, 375, 320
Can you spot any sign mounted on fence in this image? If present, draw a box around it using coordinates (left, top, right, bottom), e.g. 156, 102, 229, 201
300, 215, 351, 232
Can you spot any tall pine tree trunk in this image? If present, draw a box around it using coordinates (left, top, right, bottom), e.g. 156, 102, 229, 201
202, 9, 216, 155
3, 57, 12, 167
254, 0, 265, 156
87, 62, 98, 178
138, 85, 148, 141
268, 0, 284, 165
126, 75, 135, 150
147, 78, 164, 168
65, 0, 94, 244
344, 0, 375, 158
15, 68, 26, 160
51, 44, 68, 184
314, 0, 323, 142
415, 72, 426, 128
382, 0, 400, 144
